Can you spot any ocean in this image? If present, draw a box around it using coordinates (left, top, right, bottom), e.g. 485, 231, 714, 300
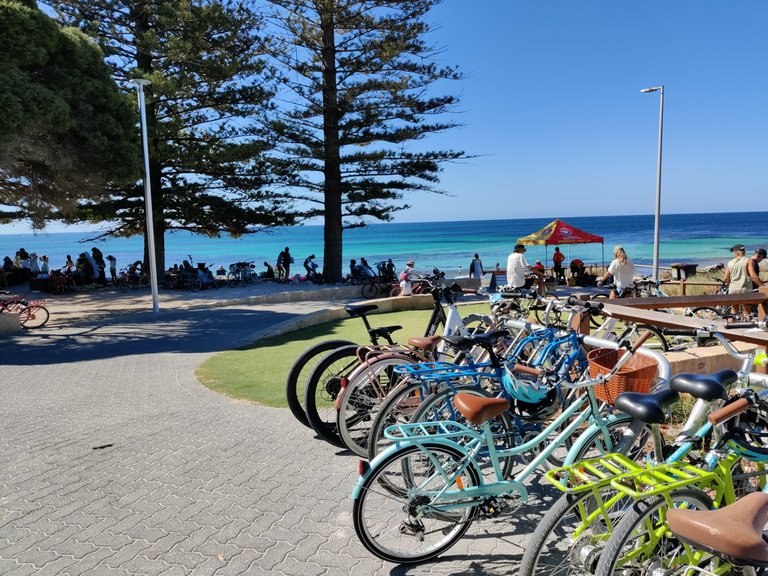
1, 211, 767, 277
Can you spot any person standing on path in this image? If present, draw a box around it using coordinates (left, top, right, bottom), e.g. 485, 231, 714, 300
506, 244, 544, 295
597, 245, 635, 298
724, 244, 752, 315
277, 247, 292, 282
747, 248, 766, 289
468, 253, 484, 279
552, 246, 565, 283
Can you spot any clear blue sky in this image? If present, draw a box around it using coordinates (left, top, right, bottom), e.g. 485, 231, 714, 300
399, 0, 768, 222
3, 0, 766, 233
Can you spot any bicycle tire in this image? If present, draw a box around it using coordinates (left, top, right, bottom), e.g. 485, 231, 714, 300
519, 486, 630, 576
352, 442, 480, 563
534, 296, 565, 327
285, 339, 356, 428
689, 306, 725, 321
226, 273, 239, 288
361, 282, 380, 300
366, 380, 434, 461
19, 305, 50, 329
191, 278, 202, 292
336, 353, 417, 456
304, 345, 363, 447
618, 324, 669, 352
594, 488, 714, 576
118, 278, 128, 294
567, 414, 655, 464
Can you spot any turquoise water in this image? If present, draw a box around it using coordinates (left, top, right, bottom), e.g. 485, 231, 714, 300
1, 212, 766, 276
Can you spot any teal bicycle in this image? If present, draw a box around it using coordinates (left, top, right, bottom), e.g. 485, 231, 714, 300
350, 332, 670, 563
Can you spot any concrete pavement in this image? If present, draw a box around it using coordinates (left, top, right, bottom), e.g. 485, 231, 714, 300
0, 284, 549, 575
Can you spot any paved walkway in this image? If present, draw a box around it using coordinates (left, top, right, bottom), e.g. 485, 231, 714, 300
0, 285, 551, 575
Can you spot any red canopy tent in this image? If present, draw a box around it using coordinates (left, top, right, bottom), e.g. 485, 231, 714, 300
517, 218, 605, 268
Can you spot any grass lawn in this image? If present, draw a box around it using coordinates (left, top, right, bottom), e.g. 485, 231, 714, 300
196, 302, 490, 407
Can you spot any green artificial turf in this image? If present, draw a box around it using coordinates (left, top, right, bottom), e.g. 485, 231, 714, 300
196, 303, 490, 407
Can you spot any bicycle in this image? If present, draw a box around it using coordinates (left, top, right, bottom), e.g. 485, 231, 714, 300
593, 384, 768, 576
519, 330, 768, 576
227, 261, 256, 288
364, 296, 601, 465
350, 331, 670, 563
285, 303, 402, 428
0, 293, 50, 329
309, 278, 478, 447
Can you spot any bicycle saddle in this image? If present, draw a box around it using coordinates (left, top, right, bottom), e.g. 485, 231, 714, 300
453, 393, 510, 426
667, 491, 768, 567
669, 369, 736, 401
407, 335, 442, 353
345, 304, 378, 317
613, 388, 679, 424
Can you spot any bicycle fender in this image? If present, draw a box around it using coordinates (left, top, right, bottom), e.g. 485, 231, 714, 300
562, 412, 636, 467
351, 438, 471, 500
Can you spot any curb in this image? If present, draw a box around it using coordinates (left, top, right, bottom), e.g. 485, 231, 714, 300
238, 294, 436, 346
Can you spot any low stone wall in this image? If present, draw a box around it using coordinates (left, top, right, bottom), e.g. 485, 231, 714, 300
241, 294, 435, 345
665, 342, 759, 374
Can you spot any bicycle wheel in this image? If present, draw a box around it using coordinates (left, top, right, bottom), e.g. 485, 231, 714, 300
519, 486, 633, 576
352, 443, 480, 563
19, 305, 50, 329
594, 488, 714, 576
304, 345, 363, 447
117, 277, 128, 294
191, 278, 202, 292
534, 297, 565, 327
226, 273, 239, 288
689, 306, 725, 321
336, 354, 416, 456
361, 281, 380, 300
618, 324, 669, 352
285, 339, 356, 428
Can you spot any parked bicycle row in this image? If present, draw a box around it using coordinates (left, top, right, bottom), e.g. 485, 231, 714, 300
285, 277, 768, 572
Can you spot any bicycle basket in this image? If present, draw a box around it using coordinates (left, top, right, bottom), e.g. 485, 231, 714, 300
587, 348, 657, 404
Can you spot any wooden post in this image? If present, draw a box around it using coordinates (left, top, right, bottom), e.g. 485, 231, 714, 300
679, 279, 686, 296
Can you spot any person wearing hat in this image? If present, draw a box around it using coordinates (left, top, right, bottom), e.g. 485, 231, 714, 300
506, 244, 544, 294
747, 248, 766, 289
400, 259, 416, 296
724, 244, 751, 315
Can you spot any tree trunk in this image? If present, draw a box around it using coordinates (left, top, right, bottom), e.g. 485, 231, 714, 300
319, 4, 343, 283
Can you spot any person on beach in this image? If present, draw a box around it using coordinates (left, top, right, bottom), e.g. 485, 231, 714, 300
39, 255, 49, 275
107, 255, 117, 284
533, 260, 545, 274
747, 248, 766, 289
262, 261, 275, 279
64, 255, 75, 273
597, 245, 635, 298
506, 244, 545, 295
277, 247, 292, 282
552, 246, 565, 283
400, 260, 416, 296
724, 244, 752, 315
469, 254, 484, 278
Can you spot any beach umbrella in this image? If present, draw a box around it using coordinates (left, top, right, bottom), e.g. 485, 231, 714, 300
517, 218, 605, 270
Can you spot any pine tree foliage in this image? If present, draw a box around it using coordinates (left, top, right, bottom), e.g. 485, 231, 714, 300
54, 0, 296, 272
0, 0, 138, 228
264, 0, 467, 282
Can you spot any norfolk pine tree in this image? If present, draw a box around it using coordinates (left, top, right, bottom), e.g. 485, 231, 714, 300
55, 0, 296, 277
0, 0, 138, 228
265, 0, 467, 282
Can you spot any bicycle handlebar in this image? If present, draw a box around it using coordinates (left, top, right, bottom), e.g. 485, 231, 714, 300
708, 395, 752, 426
724, 320, 768, 330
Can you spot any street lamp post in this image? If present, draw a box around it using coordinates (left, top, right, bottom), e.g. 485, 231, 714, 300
129, 79, 160, 314
641, 85, 664, 281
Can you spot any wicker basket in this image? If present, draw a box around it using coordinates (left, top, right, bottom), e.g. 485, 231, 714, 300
587, 348, 658, 404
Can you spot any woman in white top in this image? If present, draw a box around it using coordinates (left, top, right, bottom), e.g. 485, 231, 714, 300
597, 245, 635, 298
